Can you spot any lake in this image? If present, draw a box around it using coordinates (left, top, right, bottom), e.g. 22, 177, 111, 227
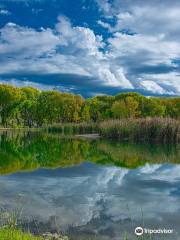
0, 131, 180, 240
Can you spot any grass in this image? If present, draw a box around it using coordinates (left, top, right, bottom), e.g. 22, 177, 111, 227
46, 118, 180, 143
0, 228, 43, 240
0, 211, 154, 240
0, 229, 155, 240
99, 118, 180, 143
0, 210, 69, 240
0, 227, 153, 240
0, 211, 43, 240
0, 227, 70, 240
46, 122, 98, 135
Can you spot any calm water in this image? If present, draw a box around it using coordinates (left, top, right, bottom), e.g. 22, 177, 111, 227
0, 131, 180, 240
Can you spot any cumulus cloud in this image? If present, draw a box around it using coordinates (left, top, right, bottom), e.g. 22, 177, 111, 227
0, 1, 180, 95
0, 16, 134, 91
108, 33, 180, 65
96, 0, 180, 95
96, 0, 112, 15
0, 21, 93, 76
0, 22, 59, 58
56, 15, 104, 58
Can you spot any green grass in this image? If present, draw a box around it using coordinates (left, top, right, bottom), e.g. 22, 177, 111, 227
0, 228, 43, 240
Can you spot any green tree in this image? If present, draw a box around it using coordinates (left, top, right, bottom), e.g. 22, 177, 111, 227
87, 97, 102, 122
111, 100, 129, 118
81, 104, 91, 122
60, 94, 84, 122
20, 87, 40, 127
142, 98, 166, 117
0, 84, 179, 127
164, 98, 180, 118
0, 84, 22, 127
36, 91, 63, 126
115, 92, 143, 118
125, 96, 140, 118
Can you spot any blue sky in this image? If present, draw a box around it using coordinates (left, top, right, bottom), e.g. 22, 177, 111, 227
0, 0, 180, 97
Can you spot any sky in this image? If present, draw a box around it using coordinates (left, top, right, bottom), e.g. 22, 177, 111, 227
0, 0, 180, 97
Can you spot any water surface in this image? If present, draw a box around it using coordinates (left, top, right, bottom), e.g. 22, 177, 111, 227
0, 131, 180, 240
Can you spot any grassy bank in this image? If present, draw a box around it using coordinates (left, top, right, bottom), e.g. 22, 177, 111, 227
47, 118, 180, 143
0, 228, 43, 240
0, 118, 179, 143
0, 228, 151, 240
0, 228, 70, 240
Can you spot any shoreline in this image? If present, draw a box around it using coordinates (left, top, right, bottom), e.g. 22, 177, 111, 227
0, 117, 179, 144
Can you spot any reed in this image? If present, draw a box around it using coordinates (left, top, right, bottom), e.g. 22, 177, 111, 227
45, 118, 180, 143
46, 122, 98, 135
99, 118, 180, 143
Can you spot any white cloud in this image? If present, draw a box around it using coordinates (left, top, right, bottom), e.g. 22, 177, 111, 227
96, 0, 112, 15
98, 67, 133, 88
140, 73, 180, 95
0, 17, 133, 90
95, 0, 180, 95
0, 20, 96, 76
140, 81, 167, 95
0, 7, 180, 94
56, 16, 104, 58
97, 19, 111, 30
114, 5, 180, 40
0, 23, 59, 57
106, 32, 180, 94
108, 32, 180, 66
0, 9, 11, 15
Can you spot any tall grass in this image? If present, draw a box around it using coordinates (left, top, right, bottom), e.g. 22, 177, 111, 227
46, 122, 98, 135
45, 118, 180, 143
0, 210, 69, 240
0, 228, 43, 240
99, 118, 180, 143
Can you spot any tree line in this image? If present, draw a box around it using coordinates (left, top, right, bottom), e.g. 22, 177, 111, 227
0, 84, 179, 127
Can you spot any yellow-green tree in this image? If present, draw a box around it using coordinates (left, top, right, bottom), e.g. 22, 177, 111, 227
0, 84, 22, 127
20, 87, 40, 127
111, 100, 128, 118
